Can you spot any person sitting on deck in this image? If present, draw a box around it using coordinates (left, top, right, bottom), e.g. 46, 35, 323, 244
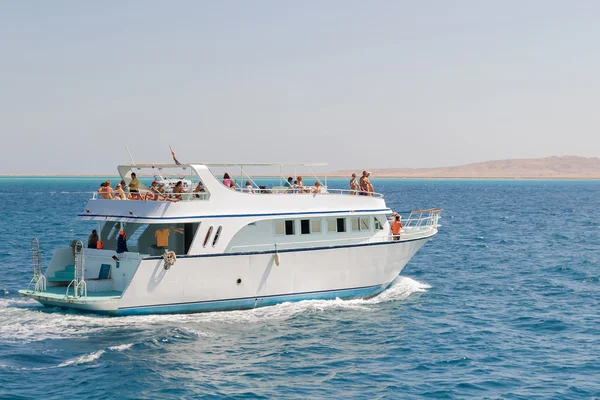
391, 215, 402, 241
120, 180, 129, 195
172, 181, 184, 200
88, 229, 99, 249
244, 180, 254, 193
114, 183, 126, 200
310, 181, 322, 194
193, 181, 205, 197
223, 173, 232, 188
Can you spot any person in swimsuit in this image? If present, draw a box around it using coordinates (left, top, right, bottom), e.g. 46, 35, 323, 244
114, 183, 126, 200
350, 173, 359, 195
173, 181, 184, 200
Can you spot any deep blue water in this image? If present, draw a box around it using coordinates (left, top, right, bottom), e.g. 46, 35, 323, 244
0, 177, 599, 399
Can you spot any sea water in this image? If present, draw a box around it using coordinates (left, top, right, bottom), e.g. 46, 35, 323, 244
0, 177, 598, 399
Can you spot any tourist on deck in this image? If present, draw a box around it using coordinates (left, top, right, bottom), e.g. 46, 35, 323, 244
88, 230, 99, 249
129, 173, 140, 193
98, 182, 113, 199
311, 181, 322, 194
350, 173, 359, 195
115, 183, 126, 200
391, 215, 402, 240
120, 180, 129, 195
296, 175, 308, 192
193, 181, 205, 198
244, 180, 255, 193
285, 177, 295, 193
359, 171, 368, 195
105, 180, 114, 198
173, 181, 184, 200
366, 171, 375, 196
223, 173, 232, 188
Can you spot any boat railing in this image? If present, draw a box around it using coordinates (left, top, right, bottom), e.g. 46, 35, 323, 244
91, 191, 210, 202
402, 208, 443, 230
229, 186, 384, 198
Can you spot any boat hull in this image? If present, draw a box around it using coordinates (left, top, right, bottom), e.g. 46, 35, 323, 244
19, 236, 432, 315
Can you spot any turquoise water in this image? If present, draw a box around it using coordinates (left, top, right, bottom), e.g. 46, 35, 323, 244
0, 177, 599, 399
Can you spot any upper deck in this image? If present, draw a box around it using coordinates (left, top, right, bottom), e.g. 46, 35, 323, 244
79, 163, 389, 223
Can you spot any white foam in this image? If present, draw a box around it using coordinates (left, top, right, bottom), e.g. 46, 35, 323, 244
108, 343, 134, 352
0, 277, 429, 341
57, 350, 105, 367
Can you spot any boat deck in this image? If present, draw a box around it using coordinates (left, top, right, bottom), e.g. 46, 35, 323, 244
19, 286, 122, 302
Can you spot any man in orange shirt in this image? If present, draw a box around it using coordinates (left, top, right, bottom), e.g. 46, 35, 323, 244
391, 215, 402, 241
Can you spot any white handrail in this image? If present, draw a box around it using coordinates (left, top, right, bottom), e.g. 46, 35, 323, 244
227, 187, 385, 198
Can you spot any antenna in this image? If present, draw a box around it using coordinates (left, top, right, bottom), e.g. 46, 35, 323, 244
126, 146, 136, 165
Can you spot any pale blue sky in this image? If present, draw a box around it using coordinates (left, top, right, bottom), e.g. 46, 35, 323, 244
1, 1, 599, 174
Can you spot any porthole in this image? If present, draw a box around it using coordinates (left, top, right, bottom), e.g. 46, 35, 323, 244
236, 278, 242, 285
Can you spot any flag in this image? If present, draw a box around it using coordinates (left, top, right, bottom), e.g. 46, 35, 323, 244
169, 145, 182, 165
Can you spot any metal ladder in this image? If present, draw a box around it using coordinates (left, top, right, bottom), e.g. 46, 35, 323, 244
29, 238, 47, 292
66, 240, 87, 298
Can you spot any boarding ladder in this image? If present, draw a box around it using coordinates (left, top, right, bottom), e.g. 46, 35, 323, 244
66, 240, 87, 298
29, 238, 47, 292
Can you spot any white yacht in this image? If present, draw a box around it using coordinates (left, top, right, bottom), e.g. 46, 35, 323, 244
19, 162, 442, 315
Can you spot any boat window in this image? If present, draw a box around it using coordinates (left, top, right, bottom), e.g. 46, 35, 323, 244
327, 219, 337, 232
212, 226, 222, 247
374, 217, 384, 230
336, 218, 346, 233
203, 226, 213, 247
311, 220, 321, 233
300, 220, 310, 235
274, 221, 285, 235
360, 217, 370, 231
285, 220, 295, 235
352, 217, 370, 231
128, 224, 149, 243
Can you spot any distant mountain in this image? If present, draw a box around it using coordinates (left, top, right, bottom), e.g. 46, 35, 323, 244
332, 156, 600, 178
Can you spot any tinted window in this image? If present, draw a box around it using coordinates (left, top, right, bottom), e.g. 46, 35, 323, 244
300, 219, 310, 235
337, 218, 346, 233
285, 220, 295, 235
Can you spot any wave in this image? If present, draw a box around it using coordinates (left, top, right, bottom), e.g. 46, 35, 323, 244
57, 350, 105, 367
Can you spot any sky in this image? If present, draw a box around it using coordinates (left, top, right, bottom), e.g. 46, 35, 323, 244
1, 0, 599, 174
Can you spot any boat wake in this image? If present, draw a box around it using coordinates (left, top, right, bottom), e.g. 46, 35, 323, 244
0, 277, 429, 344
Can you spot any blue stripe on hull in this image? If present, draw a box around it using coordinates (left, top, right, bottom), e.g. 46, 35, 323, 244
115, 282, 393, 316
